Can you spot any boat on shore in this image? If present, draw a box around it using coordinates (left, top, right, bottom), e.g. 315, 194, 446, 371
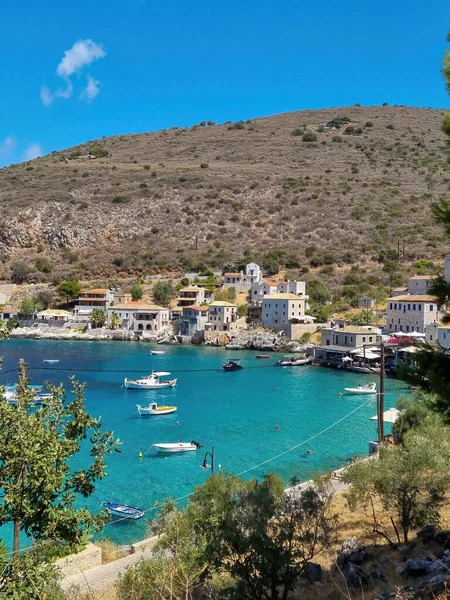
102, 501, 145, 520
344, 382, 377, 395
223, 359, 243, 371
255, 354, 270, 359
152, 441, 202, 453
150, 350, 165, 355
136, 402, 177, 416
124, 372, 177, 389
275, 356, 312, 367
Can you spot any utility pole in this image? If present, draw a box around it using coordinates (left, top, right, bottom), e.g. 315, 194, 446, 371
377, 343, 385, 445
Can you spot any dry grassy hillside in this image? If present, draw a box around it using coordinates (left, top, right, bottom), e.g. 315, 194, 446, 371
0, 105, 449, 283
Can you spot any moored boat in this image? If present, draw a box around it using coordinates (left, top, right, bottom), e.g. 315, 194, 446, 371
255, 355, 270, 359
344, 382, 377, 395
43, 359, 60, 364
152, 441, 202, 453
150, 350, 165, 355
136, 402, 177, 416
124, 372, 177, 389
102, 501, 145, 520
275, 356, 312, 367
223, 359, 243, 371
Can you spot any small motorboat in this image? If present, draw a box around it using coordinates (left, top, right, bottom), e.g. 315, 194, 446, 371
255, 355, 270, 359
223, 359, 243, 371
344, 382, 377, 395
124, 371, 177, 389
136, 402, 177, 416
43, 359, 60, 364
150, 350, 166, 355
102, 501, 145, 520
152, 441, 202, 454
275, 356, 312, 367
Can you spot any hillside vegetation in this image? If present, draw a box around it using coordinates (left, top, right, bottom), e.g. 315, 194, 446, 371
0, 105, 449, 283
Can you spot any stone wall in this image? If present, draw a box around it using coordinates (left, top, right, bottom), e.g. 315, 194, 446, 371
56, 542, 102, 578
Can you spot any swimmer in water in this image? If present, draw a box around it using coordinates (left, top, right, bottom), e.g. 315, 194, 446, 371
176, 421, 180, 425
275, 425, 280, 430
307, 450, 312, 455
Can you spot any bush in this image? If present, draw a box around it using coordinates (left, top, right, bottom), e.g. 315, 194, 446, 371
152, 281, 175, 306
35, 257, 52, 274
11, 261, 29, 283
365, 121, 373, 127
291, 128, 303, 136
90, 144, 109, 158
57, 280, 81, 301
386, 124, 395, 130
200, 163, 209, 169
302, 132, 317, 142
112, 195, 129, 204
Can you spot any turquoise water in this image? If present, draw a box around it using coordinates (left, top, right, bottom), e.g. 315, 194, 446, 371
0, 339, 410, 547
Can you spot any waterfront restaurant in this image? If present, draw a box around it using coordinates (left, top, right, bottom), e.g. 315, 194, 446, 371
313, 325, 383, 370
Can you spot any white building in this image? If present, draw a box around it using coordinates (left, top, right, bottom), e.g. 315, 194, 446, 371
251, 280, 306, 304
425, 322, 450, 349
386, 295, 440, 334
246, 263, 262, 285
36, 309, 73, 322
207, 301, 243, 332
222, 263, 262, 292
74, 288, 114, 318
261, 293, 311, 333
108, 301, 169, 334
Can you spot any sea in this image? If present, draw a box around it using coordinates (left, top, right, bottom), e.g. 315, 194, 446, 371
0, 339, 410, 548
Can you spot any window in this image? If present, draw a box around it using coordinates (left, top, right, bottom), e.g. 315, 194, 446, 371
406, 325, 409, 332
399, 303, 402, 310
408, 304, 411, 310
362, 336, 366, 342
344, 336, 348, 344
350, 336, 353, 343
413, 304, 416, 310
369, 336, 372, 342
430, 305, 434, 311
419, 304, 422, 311
394, 303, 397, 310
389, 324, 392, 330
389, 303, 393, 310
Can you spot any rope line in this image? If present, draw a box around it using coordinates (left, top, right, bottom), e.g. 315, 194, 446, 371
104, 397, 372, 526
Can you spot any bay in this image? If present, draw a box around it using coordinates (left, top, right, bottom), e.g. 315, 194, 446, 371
0, 339, 409, 547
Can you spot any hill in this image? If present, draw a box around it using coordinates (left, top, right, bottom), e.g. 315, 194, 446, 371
0, 105, 449, 283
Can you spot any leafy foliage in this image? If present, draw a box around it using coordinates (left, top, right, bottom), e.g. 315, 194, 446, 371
11, 261, 29, 284
152, 281, 175, 306
130, 281, 143, 301
91, 307, 107, 328
109, 311, 121, 330
57, 280, 81, 301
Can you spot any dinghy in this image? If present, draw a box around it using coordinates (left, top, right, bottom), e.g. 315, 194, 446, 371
102, 501, 145, 520
275, 356, 312, 367
136, 402, 177, 416
43, 359, 60, 364
152, 441, 202, 453
124, 372, 177, 389
255, 355, 270, 359
223, 359, 243, 371
344, 382, 377, 395
150, 350, 165, 355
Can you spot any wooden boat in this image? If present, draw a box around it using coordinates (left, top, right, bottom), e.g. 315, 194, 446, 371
150, 350, 165, 355
152, 441, 202, 453
344, 382, 377, 395
223, 359, 243, 371
136, 402, 177, 416
276, 356, 312, 367
43, 359, 60, 364
124, 371, 177, 389
255, 355, 270, 359
102, 501, 145, 520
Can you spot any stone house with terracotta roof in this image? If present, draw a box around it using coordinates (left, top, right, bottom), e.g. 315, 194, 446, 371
107, 301, 169, 333
74, 288, 114, 318
251, 280, 306, 304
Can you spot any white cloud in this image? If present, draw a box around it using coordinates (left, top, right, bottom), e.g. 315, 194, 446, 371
80, 76, 100, 101
0, 136, 16, 154
41, 39, 106, 106
23, 144, 43, 162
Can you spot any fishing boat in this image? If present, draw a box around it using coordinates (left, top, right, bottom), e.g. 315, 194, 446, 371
43, 359, 60, 364
150, 350, 165, 355
255, 354, 270, 359
223, 359, 243, 371
152, 441, 202, 453
344, 382, 377, 395
275, 356, 312, 367
102, 501, 145, 520
124, 372, 177, 389
136, 402, 177, 416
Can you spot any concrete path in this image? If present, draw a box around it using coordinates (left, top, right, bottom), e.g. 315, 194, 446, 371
61, 547, 154, 596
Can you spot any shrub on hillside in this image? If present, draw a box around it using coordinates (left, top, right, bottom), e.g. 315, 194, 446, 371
302, 132, 317, 142
11, 261, 29, 284
35, 257, 52, 274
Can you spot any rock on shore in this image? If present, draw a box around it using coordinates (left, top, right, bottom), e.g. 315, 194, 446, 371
225, 330, 308, 353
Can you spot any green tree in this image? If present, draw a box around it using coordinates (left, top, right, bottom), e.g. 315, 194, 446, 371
152, 281, 175, 306
0, 362, 119, 554
18, 298, 42, 318
130, 282, 144, 301
91, 308, 106, 328
342, 423, 450, 544
57, 280, 81, 301
109, 311, 121, 330
11, 261, 29, 284
36, 289, 54, 310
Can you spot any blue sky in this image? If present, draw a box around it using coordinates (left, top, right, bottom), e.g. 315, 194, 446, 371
0, 0, 448, 166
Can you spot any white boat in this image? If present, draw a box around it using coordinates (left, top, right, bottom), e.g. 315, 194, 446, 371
136, 402, 177, 416
124, 371, 177, 389
150, 350, 165, 355
43, 359, 60, 364
102, 501, 144, 520
344, 382, 377, 395
152, 441, 202, 453
276, 356, 312, 367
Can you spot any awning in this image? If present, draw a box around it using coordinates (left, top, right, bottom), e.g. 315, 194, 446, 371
350, 349, 380, 359
370, 408, 401, 424
409, 331, 426, 338
342, 356, 353, 362
398, 346, 419, 354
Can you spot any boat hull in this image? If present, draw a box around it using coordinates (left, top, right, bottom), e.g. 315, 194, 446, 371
137, 405, 177, 416
153, 443, 198, 453
125, 379, 177, 389
255, 355, 270, 359
344, 388, 377, 395
102, 502, 145, 520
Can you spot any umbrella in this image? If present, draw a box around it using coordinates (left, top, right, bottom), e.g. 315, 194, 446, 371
370, 408, 400, 424
408, 331, 425, 338
341, 356, 353, 362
